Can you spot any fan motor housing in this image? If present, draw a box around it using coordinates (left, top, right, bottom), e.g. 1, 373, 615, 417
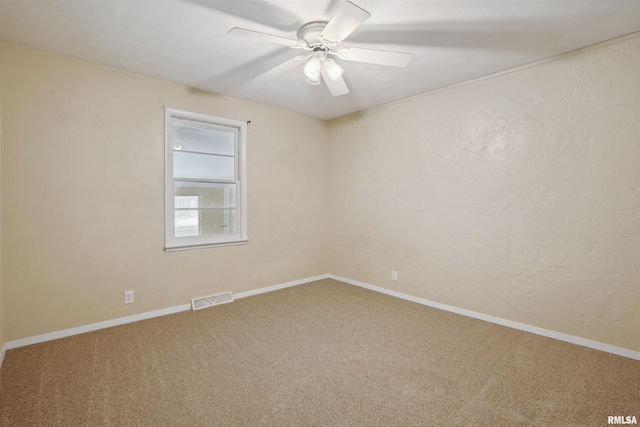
297, 21, 328, 47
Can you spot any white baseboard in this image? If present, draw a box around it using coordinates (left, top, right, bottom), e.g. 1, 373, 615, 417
2, 273, 636, 369
234, 274, 330, 300
329, 274, 640, 361
0, 343, 6, 368
4, 304, 192, 352
1, 274, 331, 362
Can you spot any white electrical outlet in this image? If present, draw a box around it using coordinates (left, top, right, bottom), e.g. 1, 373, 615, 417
124, 290, 134, 304
392, 271, 398, 281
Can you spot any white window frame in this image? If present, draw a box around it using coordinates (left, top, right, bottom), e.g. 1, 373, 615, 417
164, 108, 248, 251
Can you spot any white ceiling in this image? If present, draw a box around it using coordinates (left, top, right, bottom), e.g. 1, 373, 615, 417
1, 0, 638, 120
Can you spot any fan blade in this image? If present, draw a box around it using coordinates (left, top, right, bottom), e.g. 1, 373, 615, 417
228, 28, 305, 49
254, 55, 310, 82
337, 47, 411, 67
321, 66, 349, 96
319, 1, 370, 46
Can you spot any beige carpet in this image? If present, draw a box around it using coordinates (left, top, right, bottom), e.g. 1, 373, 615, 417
0, 279, 638, 426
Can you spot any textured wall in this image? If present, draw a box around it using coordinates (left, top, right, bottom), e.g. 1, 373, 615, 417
1, 43, 329, 341
328, 36, 639, 351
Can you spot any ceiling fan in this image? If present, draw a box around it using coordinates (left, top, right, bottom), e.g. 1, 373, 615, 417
228, 1, 411, 97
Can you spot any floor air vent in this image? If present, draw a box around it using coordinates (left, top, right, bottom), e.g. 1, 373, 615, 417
191, 291, 233, 310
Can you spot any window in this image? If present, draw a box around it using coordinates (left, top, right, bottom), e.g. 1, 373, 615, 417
165, 108, 247, 251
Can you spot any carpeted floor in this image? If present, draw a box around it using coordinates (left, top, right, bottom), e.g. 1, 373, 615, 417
0, 279, 638, 426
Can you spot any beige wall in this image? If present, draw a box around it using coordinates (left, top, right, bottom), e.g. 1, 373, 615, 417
328, 36, 640, 351
0, 42, 330, 341
1, 36, 638, 352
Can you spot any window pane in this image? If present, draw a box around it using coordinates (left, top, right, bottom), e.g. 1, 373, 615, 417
201, 209, 236, 235
173, 151, 234, 180
175, 198, 199, 237
175, 195, 199, 209
175, 182, 236, 208
173, 123, 234, 155
173, 209, 236, 237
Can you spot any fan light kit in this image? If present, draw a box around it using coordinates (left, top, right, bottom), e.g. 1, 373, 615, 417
228, 1, 411, 97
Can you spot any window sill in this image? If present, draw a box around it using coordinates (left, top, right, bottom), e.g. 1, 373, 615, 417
164, 240, 248, 252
